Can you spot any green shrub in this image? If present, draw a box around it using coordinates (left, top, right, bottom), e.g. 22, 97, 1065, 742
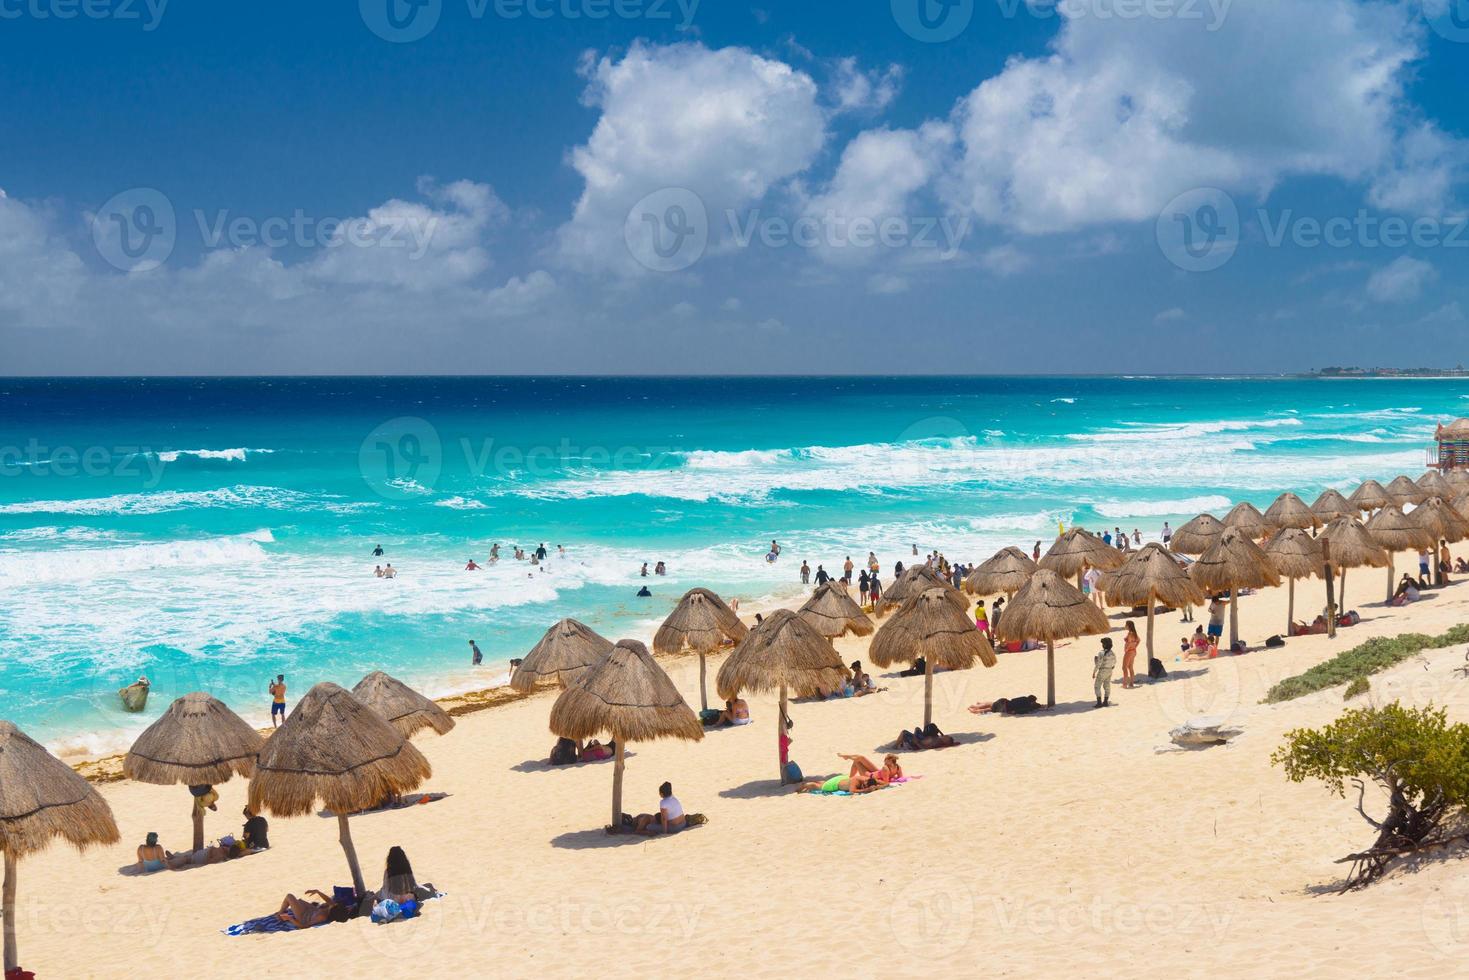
1273, 703, 1469, 888
1263, 624, 1469, 703
1343, 676, 1369, 700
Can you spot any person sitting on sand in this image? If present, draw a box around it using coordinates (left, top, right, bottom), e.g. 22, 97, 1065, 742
898, 656, 927, 678
1391, 575, 1421, 605
550, 737, 579, 766
242, 807, 269, 850
839, 752, 902, 784
849, 661, 875, 693
632, 781, 687, 834
276, 890, 347, 930
1186, 627, 1216, 660
378, 846, 428, 904
794, 771, 882, 795
135, 833, 169, 873
1457, 557, 1469, 574
717, 698, 751, 726
898, 723, 956, 751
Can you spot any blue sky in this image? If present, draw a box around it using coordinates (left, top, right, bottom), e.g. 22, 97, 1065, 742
0, 0, 1466, 374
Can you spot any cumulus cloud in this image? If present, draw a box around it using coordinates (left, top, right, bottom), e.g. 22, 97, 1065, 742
828, 58, 903, 115
1366, 255, 1436, 302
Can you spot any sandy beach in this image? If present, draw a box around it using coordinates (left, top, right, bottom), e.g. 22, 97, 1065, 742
14, 544, 1469, 979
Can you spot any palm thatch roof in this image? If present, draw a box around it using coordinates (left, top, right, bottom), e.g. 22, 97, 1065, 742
1443, 419, 1469, 438
1348, 479, 1391, 512
1038, 528, 1125, 578
549, 640, 704, 744
797, 581, 874, 638
652, 588, 748, 655
351, 671, 455, 738
1097, 543, 1204, 608
1445, 470, 1469, 489
1320, 517, 1390, 571
1364, 505, 1435, 552
1264, 492, 1322, 531
716, 609, 851, 700
1411, 496, 1469, 544
881, 564, 969, 612
123, 693, 264, 785
0, 722, 120, 858
963, 546, 1037, 596
1385, 475, 1428, 508
1311, 488, 1357, 522
1169, 513, 1226, 555
869, 589, 997, 671
1263, 527, 1324, 580
992, 569, 1109, 643
1454, 491, 1469, 520
1189, 528, 1282, 592
1418, 470, 1455, 498
510, 618, 614, 692
248, 682, 431, 819
1223, 501, 1276, 538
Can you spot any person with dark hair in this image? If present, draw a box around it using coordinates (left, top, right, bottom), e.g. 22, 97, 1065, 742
469, 639, 482, 666
379, 846, 420, 903
1121, 621, 1140, 689
268, 674, 287, 727
1094, 637, 1117, 708
276, 890, 348, 929
241, 806, 269, 850
632, 782, 686, 834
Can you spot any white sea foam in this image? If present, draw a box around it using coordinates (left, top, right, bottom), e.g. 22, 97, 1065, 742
434, 496, 489, 510
1090, 495, 1233, 519
0, 529, 276, 586
0, 485, 363, 516
154, 448, 273, 463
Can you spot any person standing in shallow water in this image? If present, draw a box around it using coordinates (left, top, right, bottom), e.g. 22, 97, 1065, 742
268, 675, 287, 727
469, 640, 482, 666
800, 560, 810, 585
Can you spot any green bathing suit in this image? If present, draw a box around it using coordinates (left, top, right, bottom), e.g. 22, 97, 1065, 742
821, 776, 844, 794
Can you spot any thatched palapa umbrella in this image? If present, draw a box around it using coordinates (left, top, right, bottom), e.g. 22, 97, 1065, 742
1410, 497, 1469, 585
717, 610, 849, 781
249, 682, 430, 896
511, 618, 614, 692
870, 588, 996, 731
1189, 528, 1282, 650
993, 569, 1109, 707
1, 722, 120, 974
1365, 506, 1434, 601
1384, 475, 1428, 509
1348, 479, 1392, 513
1264, 528, 1323, 632
1418, 471, 1455, 499
1038, 528, 1125, 597
1097, 544, 1203, 665
1168, 513, 1225, 556
1320, 517, 1389, 610
551, 640, 702, 828
653, 588, 748, 712
124, 693, 264, 850
1223, 501, 1276, 540
798, 581, 874, 639
1311, 488, 1357, 523
963, 546, 1037, 598
352, 671, 455, 739
1446, 470, 1469, 490
881, 564, 968, 614
1454, 491, 1469, 522
1264, 492, 1322, 532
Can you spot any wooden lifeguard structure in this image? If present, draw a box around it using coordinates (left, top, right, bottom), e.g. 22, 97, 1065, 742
1432, 418, 1469, 472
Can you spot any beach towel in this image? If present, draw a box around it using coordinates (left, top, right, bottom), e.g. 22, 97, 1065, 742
223, 913, 301, 936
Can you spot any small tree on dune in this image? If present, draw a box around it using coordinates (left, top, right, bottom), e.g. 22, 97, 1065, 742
1272, 702, 1469, 890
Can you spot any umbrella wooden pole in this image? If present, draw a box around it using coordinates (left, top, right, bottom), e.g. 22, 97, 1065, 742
698, 653, 708, 713
612, 741, 626, 830
1287, 578, 1295, 634
338, 814, 365, 898
1340, 568, 1348, 611
1385, 557, 1395, 604
923, 661, 934, 731
3, 852, 16, 974
192, 800, 206, 852
1228, 590, 1240, 651
777, 684, 788, 783
1145, 599, 1156, 665
1045, 641, 1056, 708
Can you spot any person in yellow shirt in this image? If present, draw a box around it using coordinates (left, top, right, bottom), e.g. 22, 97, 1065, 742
268, 674, 287, 727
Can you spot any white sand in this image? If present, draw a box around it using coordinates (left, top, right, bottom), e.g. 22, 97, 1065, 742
14, 546, 1469, 979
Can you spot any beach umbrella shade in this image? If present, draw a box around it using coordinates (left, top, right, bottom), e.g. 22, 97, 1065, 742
1096, 544, 1204, 665
1264, 492, 1322, 532
1038, 528, 1125, 594
1320, 517, 1390, 611
1265, 528, 1325, 632
1348, 479, 1392, 513
1418, 471, 1455, 499
1410, 497, 1469, 586
551, 640, 703, 829
249, 682, 431, 896
1454, 491, 1469, 521
1365, 506, 1436, 601
1168, 514, 1226, 556
717, 610, 850, 781
869, 588, 997, 731
0, 722, 120, 974
511, 618, 615, 693
352, 671, 456, 739
1188, 528, 1282, 650
993, 569, 1110, 707
1445, 470, 1469, 490
880, 564, 969, 615
123, 692, 264, 850
1384, 475, 1429, 509
653, 588, 749, 712
1223, 501, 1277, 540
797, 581, 875, 639
1310, 488, 1357, 523
963, 546, 1038, 598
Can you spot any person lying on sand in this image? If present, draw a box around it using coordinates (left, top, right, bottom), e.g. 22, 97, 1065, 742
632, 781, 686, 835
276, 890, 348, 929
794, 771, 882, 794
839, 752, 902, 784
898, 724, 956, 750
968, 695, 1042, 716
580, 739, 614, 762
716, 698, 752, 726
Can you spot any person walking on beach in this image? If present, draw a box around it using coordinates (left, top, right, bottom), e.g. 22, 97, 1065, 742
1093, 638, 1116, 708
268, 675, 287, 728
868, 573, 882, 610
1121, 621, 1140, 689
858, 569, 871, 607
470, 640, 482, 666
974, 599, 990, 640
1032, 541, 1042, 562
1162, 522, 1172, 546
800, 560, 810, 585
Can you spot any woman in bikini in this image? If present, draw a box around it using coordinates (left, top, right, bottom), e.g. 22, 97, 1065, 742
839, 752, 902, 784
276, 890, 344, 929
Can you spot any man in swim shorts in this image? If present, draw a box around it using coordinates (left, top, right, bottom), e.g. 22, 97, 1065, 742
269, 675, 287, 727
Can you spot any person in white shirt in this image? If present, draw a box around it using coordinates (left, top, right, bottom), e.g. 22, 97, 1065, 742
1083, 565, 1104, 607
633, 782, 686, 835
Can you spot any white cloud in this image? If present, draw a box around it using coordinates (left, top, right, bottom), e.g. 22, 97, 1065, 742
979, 244, 1031, 277
829, 58, 903, 115
1154, 307, 1187, 323
1366, 255, 1436, 302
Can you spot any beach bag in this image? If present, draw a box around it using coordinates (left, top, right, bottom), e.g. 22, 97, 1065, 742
1148, 657, 1167, 679
1265, 635, 1285, 648
783, 761, 803, 783
371, 899, 404, 924
1230, 640, 1247, 654
698, 709, 722, 727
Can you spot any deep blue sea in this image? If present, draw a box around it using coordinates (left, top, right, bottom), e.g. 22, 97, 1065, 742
1, 375, 1463, 752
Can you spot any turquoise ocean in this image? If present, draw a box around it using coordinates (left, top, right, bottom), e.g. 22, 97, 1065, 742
1, 375, 1464, 754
